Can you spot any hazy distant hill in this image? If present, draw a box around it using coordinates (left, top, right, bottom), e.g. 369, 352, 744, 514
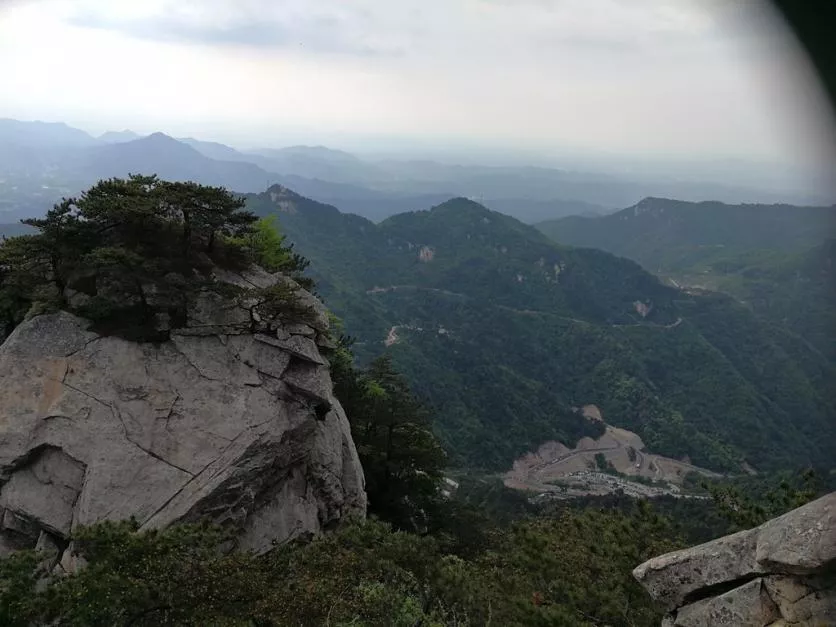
252, 146, 389, 186
247, 186, 836, 472
253, 145, 363, 164
0, 119, 98, 176
179, 137, 255, 162
537, 197, 836, 273
68, 133, 282, 192
98, 130, 142, 143
0, 126, 608, 223
0, 118, 99, 148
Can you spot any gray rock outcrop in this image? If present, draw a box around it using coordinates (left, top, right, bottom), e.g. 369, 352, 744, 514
0, 270, 366, 568
634, 492, 836, 626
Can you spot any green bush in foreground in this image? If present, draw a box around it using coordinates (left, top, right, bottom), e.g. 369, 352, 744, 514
0, 504, 676, 627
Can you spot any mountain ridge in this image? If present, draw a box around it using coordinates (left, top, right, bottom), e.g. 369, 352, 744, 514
3, 118, 832, 227
246, 187, 836, 472
0, 118, 100, 148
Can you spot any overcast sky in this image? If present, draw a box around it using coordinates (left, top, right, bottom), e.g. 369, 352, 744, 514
1, 0, 834, 168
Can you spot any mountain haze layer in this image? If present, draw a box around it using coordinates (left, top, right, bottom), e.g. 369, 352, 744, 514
2, 118, 831, 227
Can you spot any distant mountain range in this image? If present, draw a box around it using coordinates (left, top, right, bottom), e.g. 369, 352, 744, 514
0, 118, 99, 148
68, 132, 280, 192
2, 117, 832, 226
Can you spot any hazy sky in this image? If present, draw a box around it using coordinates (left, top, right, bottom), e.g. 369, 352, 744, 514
1, 0, 834, 167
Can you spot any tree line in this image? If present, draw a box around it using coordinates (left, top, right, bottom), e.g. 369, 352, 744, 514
0, 175, 308, 340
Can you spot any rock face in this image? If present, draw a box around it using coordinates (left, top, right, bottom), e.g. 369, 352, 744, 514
0, 270, 366, 568
634, 493, 836, 626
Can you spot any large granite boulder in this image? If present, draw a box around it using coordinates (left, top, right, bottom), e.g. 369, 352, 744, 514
0, 272, 366, 568
632, 526, 761, 610
634, 493, 836, 626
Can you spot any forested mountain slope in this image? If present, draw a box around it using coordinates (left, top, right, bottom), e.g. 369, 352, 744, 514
681, 240, 836, 363
538, 197, 836, 363
247, 186, 836, 472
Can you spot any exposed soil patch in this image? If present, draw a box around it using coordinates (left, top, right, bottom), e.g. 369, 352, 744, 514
384, 326, 399, 347
504, 406, 720, 499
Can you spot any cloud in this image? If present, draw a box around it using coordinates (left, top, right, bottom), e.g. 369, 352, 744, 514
0, 0, 832, 170
65, 0, 415, 56
60, 0, 720, 60
69, 15, 389, 56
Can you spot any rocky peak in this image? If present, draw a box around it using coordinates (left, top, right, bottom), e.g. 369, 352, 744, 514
265, 185, 305, 213
630, 196, 672, 217
634, 492, 835, 626
266, 184, 302, 199
0, 270, 366, 570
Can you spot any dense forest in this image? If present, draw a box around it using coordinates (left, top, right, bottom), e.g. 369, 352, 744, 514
671, 241, 836, 364
245, 187, 836, 473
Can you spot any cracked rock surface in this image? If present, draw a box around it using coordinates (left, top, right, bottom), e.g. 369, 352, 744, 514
0, 275, 366, 564
634, 493, 836, 626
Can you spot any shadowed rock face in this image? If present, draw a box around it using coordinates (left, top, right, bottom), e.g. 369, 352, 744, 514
634, 493, 836, 626
0, 271, 366, 569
